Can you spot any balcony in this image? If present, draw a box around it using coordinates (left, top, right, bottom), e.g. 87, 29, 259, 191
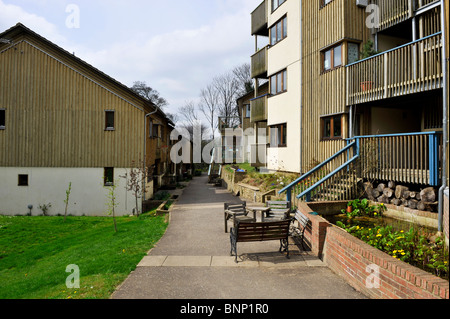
251, 0, 268, 36
251, 46, 268, 79
347, 32, 443, 106
250, 94, 268, 123
370, 0, 440, 31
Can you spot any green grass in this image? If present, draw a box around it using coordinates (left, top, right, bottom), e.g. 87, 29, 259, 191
0, 212, 168, 299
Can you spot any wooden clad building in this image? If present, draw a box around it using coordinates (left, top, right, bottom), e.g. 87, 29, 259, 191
0, 23, 175, 216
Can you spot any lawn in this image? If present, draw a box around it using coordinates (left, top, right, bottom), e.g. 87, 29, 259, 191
0, 212, 168, 299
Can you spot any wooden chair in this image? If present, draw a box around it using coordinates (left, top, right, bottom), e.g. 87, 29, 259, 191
224, 202, 255, 233
264, 201, 291, 221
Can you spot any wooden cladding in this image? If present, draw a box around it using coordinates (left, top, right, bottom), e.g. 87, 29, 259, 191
0, 40, 145, 168
251, 46, 268, 79
347, 33, 443, 106
250, 94, 268, 123
251, 0, 268, 36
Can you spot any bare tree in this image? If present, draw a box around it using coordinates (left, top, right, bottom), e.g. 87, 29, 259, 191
131, 81, 168, 109
213, 71, 241, 128
232, 63, 253, 97
199, 84, 220, 140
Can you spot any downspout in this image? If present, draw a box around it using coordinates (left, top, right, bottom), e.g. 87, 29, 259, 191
438, 0, 448, 233
143, 106, 160, 201
299, 0, 303, 175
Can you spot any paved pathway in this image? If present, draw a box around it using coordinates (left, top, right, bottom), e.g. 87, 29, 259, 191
111, 174, 366, 299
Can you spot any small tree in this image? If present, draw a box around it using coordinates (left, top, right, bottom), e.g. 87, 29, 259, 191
64, 182, 72, 222
105, 180, 119, 233
120, 161, 149, 216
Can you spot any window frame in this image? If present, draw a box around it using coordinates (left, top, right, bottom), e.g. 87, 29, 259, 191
272, 0, 286, 12
105, 110, 115, 131
322, 43, 343, 73
0, 109, 5, 129
270, 16, 287, 46
104, 167, 114, 186
270, 123, 287, 148
270, 69, 287, 96
321, 115, 343, 140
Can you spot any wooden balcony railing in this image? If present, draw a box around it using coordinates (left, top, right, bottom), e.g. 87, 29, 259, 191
347, 32, 443, 105
251, 0, 268, 36
250, 94, 268, 123
370, 0, 412, 31
251, 46, 268, 79
354, 131, 442, 186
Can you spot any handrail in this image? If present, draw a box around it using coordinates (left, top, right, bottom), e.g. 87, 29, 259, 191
296, 155, 359, 200
345, 31, 442, 68
278, 141, 356, 194
345, 131, 442, 140
250, 93, 270, 102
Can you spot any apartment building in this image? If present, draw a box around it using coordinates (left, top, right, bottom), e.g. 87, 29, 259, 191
0, 23, 175, 216
250, 0, 448, 232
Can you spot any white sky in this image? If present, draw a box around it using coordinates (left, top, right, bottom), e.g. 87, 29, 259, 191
0, 0, 262, 118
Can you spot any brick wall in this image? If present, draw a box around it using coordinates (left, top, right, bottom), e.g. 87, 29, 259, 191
297, 203, 450, 299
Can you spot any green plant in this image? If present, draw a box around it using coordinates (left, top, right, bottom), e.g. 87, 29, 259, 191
64, 182, 72, 222
360, 40, 379, 59
152, 191, 171, 201
38, 203, 52, 216
342, 198, 386, 218
104, 180, 119, 233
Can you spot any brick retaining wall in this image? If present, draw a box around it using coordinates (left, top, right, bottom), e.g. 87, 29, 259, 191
297, 203, 449, 299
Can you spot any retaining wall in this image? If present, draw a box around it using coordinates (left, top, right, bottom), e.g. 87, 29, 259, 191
297, 202, 449, 299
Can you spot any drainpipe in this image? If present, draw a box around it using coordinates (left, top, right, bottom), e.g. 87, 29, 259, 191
438, 0, 448, 233
143, 105, 160, 201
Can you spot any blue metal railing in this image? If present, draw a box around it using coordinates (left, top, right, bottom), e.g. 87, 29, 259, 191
279, 131, 442, 204
278, 141, 359, 202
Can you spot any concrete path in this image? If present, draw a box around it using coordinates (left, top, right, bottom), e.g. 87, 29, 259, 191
111, 174, 366, 299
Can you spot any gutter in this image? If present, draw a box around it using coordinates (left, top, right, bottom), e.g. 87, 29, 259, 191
438, 0, 448, 233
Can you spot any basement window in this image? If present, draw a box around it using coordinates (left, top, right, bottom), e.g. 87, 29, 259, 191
0, 109, 5, 129
104, 167, 114, 186
18, 174, 29, 186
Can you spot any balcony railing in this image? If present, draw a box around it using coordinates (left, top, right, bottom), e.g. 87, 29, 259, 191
251, 45, 268, 79
370, 0, 440, 31
250, 94, 268, 123
347, 32, 443, 105
251, 0, 268, 36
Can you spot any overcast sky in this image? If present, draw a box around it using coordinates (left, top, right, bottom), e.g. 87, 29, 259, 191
0, 0, 261, 118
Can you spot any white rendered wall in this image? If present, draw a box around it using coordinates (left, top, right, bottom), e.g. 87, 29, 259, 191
266, 0, 302, 173
0, 167, 141, 216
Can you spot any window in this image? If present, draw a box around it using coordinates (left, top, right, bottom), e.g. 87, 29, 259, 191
104, 167, 114, 186
0, 109, 5, 129
270, 69, 287, 95
322, 44, 342, 72
272, 0, 286, 11
270, 123, 287, 147
321, 115, 343, 140
245, 104, 251, 118
348, 42, 360, 64
18, 174, 28, 186
270, 16, 287, 46
105, 110, 115, 130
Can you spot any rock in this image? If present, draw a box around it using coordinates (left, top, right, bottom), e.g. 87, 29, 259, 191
420, 187, 436, 202
395, 185, 409, 199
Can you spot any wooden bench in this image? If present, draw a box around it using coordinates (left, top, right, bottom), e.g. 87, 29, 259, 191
230, 219, 291, 263
264, 200, 291, 221
224, 202, 255, 233
290, 210, 310, 250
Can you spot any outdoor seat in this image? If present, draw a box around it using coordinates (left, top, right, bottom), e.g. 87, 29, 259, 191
264, 200, 291, 221
224, 201, 255, 233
